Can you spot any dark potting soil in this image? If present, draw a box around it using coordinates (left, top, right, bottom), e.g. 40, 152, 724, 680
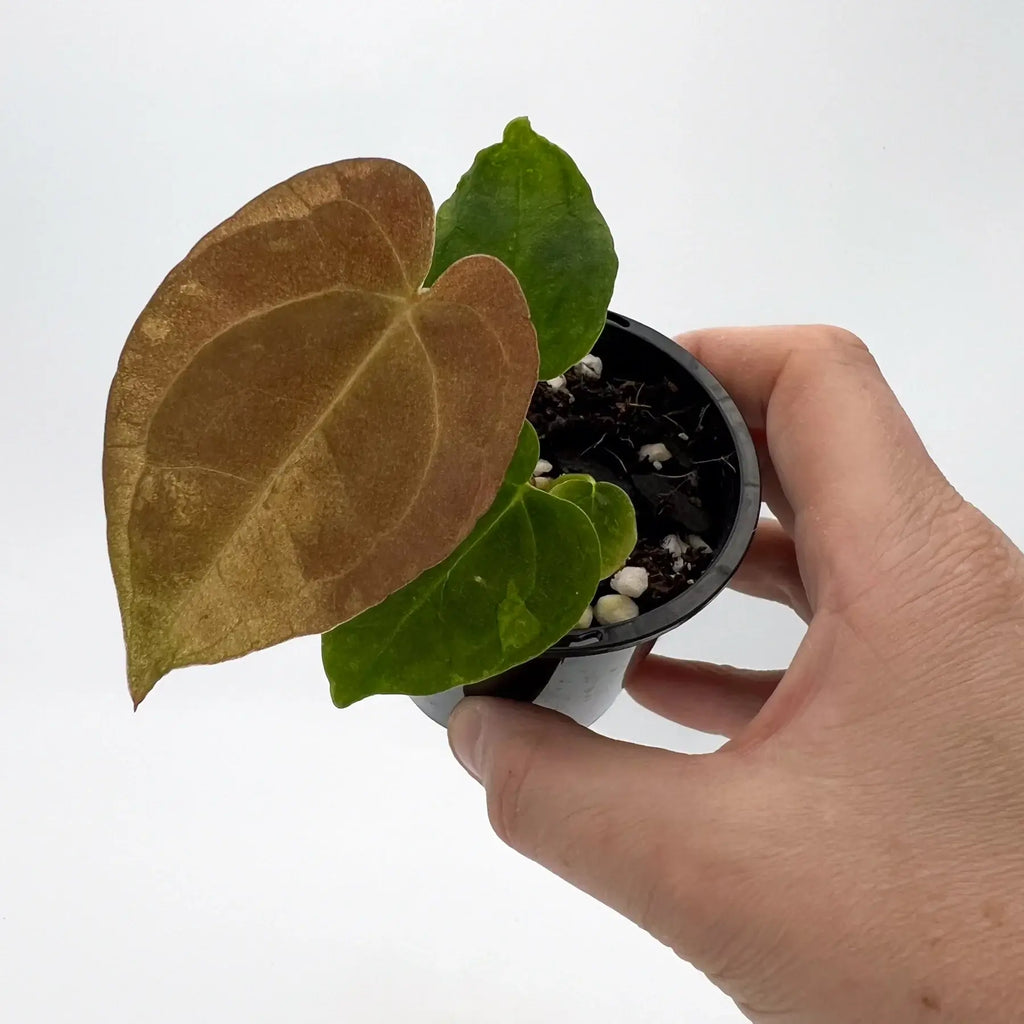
527, 364, 736, 616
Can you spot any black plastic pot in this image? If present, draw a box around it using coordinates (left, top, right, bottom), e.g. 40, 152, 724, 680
412, 312, 760, 727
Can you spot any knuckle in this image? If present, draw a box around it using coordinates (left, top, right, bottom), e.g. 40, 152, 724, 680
874, 477, 964, 565
807, 327, 880, 382
766, 326, 878, 436
943, 504, 1024, 608
910, 497, 1019, 592
772, 326, 877, 409
485, 733, 545, 855
839, 494, 1024, 640
807, 323, 869, 357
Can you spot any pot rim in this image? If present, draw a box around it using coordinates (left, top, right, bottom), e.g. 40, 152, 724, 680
545, 311, 761, 658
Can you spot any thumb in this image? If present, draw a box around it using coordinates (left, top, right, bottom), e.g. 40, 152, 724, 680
447, 696, 752, 962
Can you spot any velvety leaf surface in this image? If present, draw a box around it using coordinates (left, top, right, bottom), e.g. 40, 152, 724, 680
549, 475, 637, 579
321, 424, 602, 705
104, 158, 538, 706
427, 117, 618, 379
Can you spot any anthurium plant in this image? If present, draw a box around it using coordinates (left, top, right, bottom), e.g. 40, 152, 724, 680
104, 118, 634, 708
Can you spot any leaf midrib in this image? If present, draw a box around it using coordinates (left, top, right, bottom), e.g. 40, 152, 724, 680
158, 301, 428, 639
123, 190, 417, 637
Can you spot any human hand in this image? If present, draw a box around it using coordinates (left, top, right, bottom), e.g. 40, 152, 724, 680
447, 327, 1024, 1023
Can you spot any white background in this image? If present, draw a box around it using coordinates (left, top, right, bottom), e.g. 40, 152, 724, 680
2, 2, 1023, 1021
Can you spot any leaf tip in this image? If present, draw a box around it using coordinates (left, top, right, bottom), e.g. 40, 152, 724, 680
328, 681, 357, 710
129, 682, 151, 711
126, 650, 165, 710
503, 116, 535, 143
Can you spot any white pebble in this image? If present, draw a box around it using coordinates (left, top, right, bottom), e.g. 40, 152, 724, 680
687, 534, 713, 555
575, 605, 594, 629
639, 442, 672, 469
534, 458, 553, 476
610, 566, 649, 598
544, 375, 567, 390
594, 594, 640, 626
532, 476, 554, 490
575, 353, 603, 379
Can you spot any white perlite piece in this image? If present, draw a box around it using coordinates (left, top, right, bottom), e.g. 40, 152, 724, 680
594, 594, 640, 626
544, 375, 567, 390
575, 605, 594, 629
574, 353, 603, 379
661, 533, 685, 558
687, 534, 713, 555
661, 534, 688, 572
638, 442, 672, 470
610, 566, 649, 598
532, 476, 554, 490
534, 458, 553, 477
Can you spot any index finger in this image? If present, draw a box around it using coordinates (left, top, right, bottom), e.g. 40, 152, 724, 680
677, 326, 952, 606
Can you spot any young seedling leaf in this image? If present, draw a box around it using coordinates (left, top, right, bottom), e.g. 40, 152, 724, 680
104, 158, 539, 706
549, 475, 637, 579
427, 117, 618, 380
321, 424, 602, 705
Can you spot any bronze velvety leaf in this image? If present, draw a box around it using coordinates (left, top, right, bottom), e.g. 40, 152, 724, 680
104, 159, 538, 705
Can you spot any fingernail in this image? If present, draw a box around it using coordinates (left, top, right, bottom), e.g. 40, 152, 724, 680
448, 699, 484, 781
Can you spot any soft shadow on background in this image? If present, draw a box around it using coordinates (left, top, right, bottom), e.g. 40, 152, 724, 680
2, 2, 1022, 1021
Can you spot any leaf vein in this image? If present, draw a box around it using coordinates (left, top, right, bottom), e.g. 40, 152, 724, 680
161, 311, 414, 636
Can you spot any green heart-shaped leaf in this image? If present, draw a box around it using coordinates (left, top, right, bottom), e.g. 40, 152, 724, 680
549, 475, 637, 579
322, 424, 603, 705
427, 117, 618, 379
